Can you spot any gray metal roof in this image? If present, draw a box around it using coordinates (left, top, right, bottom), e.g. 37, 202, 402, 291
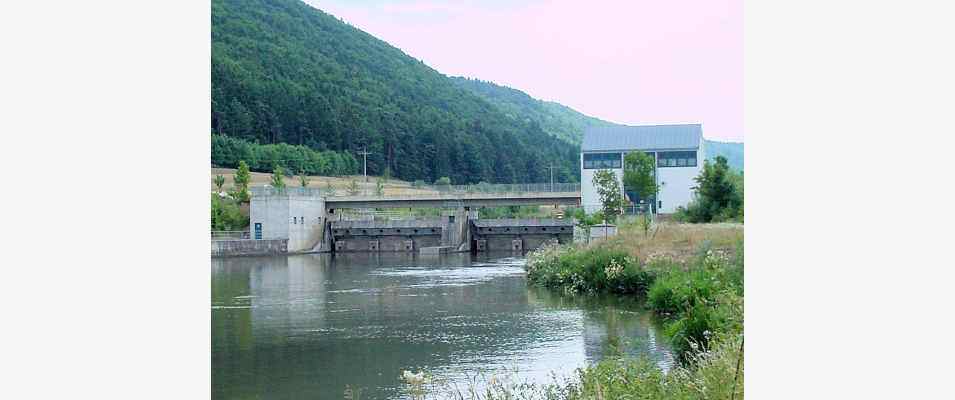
582, 124, 702, 152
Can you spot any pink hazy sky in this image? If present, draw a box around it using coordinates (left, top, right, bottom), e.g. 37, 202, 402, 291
308, 0, 743, 142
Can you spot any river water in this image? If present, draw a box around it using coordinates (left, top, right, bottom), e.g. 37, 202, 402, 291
212, 253, 673, 399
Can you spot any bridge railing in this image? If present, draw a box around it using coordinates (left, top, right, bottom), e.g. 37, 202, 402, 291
251, 183, 580, 198
211, 231, 251, 241
426, 182, 580, 194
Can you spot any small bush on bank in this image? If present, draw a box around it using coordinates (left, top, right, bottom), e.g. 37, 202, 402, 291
565, 207, 605, 229
526, 244, 653, 295
674, 156, 743, 223
211, 194, 248, 231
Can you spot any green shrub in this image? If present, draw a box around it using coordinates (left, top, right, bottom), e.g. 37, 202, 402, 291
211, 194, 248, 231
675, 156, 743, 223
647, 268, 717, 316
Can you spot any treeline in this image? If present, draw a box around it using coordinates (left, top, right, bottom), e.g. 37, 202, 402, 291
211, 0, 579, 184
212, 134, 358, 176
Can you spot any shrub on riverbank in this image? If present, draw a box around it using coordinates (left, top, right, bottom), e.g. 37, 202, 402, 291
674, 156, 744, 223
211, 194, 248, 231
526, 244, 655, 295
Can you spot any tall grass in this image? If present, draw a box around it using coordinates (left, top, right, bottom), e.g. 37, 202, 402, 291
392, 333, 744, 400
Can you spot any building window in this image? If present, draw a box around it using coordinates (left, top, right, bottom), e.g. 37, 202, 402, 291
583, 152, 622, 169
658, 151, 697, 168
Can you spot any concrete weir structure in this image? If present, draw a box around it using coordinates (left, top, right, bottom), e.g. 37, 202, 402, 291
330, 218, 450, 252
471, 219, 574, 252
245, 185, 581, 255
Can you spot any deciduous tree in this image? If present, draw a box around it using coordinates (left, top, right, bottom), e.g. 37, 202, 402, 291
271, 166, 286, 188
213, 174, 226, 192
624, 152, 659, 236
593, 169, 623, 223
230, 160, 251, 203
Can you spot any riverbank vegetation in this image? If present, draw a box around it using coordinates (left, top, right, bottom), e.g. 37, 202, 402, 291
210, 194, 248, 231
524, 221, 743, 398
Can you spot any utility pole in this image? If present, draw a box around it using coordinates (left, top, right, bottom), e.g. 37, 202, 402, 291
357, 148, 372, 182
546, 164, 556, 191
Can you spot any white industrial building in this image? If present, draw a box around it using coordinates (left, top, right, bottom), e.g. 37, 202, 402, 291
580, 124, 704, 214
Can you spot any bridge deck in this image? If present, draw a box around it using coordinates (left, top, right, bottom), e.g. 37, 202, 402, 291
325, 192, 580, 209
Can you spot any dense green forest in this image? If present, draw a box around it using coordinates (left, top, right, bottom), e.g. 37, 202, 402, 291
212, 134, 358, 175
212, 0, 580, 184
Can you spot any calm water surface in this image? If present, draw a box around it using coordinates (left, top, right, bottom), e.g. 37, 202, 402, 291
212, 253, 673, 399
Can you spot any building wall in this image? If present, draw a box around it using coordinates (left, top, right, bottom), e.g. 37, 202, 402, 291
580, 146, 702, 214
657, 163, 701, 213
250, 195, 290, 241
580, 152, 625, 214
250, 193, 327, 253
287, 196, 326, 252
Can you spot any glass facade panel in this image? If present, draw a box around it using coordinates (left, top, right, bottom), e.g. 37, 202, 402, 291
583, 152, 622, 169
658, 151, 697, 168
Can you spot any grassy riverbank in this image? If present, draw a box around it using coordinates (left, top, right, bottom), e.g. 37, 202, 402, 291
528, 221, 743, 398
527, 221, 743, 357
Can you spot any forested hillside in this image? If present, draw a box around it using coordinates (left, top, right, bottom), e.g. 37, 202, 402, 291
450, 77, 618, 145
212, 0, 580, 184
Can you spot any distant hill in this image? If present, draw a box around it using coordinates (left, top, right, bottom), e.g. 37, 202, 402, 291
704, 140, 744, 171
212, 0, 580, 184
449, 77, 617, 145
451, 78, 744, 171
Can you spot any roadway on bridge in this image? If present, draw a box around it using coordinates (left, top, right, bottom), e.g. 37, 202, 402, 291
324, 191, 581, 209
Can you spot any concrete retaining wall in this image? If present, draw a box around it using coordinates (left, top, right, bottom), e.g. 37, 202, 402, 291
212, 239, 288, 257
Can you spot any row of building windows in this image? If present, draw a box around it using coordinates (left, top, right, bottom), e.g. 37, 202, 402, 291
583, 151, 698, 169
582, 152, 622, 169
657, 151, 697, 167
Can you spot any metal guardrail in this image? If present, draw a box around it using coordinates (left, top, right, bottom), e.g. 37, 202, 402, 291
250, 186, 325, 197
250, 183, 581, 198
211, 231, 251, 241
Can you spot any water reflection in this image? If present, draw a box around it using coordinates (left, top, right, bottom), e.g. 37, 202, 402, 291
212, 253, 672, 400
